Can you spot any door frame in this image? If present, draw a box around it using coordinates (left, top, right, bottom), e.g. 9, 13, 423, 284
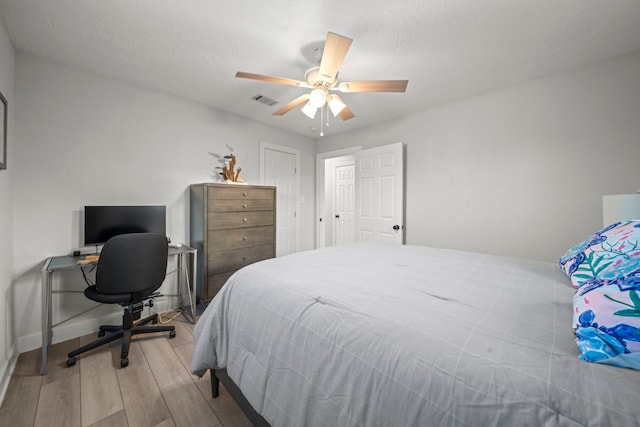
260, 140, 301, 254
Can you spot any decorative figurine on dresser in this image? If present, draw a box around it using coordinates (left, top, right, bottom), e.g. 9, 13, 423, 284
189, 183, 276, 301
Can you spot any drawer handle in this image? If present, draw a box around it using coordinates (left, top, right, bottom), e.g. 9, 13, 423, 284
242, 236, 247, 240
242, 192, 248, 197
242, 256, 247, 261
243, 218, 248, 222
242, 204, 248, 208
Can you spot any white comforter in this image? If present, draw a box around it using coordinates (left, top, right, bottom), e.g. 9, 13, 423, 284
192, 242, 640, 426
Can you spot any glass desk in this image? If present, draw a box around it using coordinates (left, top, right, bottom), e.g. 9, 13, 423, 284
39, 245, 196, 375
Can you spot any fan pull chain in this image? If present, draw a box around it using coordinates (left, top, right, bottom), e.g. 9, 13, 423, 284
320, 104, 324, 136
325, 104, 330, 128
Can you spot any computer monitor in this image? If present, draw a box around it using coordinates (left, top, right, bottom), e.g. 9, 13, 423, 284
84, 205, 166, 246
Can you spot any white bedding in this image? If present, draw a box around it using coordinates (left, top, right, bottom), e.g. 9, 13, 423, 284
192, 242, 640, 426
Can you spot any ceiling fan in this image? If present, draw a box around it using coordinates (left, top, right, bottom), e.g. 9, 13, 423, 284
235, 32, 408, 130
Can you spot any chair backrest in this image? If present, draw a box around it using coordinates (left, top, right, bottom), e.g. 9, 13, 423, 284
95, 233, 169, 296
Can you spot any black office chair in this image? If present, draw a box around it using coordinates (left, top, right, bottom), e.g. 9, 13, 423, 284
67, 233, 176, 368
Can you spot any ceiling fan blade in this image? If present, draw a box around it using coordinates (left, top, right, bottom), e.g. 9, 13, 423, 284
337, 105, 355, 121
272, 94, 310, 116
236, 71, 309, 88
318, 32, 353, 83
337, 80, 409, 93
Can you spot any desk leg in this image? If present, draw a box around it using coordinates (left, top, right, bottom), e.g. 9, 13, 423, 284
40, 260, 53, 375
178, 251, 197, 324
190, 249, 197, 322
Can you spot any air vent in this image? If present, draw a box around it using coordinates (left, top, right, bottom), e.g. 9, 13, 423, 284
252, 94, 278, 106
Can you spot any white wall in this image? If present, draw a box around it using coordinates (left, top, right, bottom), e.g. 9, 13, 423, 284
0, 17, 15, 404
319, 52, 640, 262
12, 54, 316, 352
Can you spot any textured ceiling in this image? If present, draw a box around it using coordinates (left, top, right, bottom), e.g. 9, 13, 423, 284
1, 0, 640, 137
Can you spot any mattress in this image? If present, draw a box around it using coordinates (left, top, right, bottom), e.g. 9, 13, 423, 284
191, 242, 640, 426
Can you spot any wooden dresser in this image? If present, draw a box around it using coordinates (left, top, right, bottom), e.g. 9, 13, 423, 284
189, 183, 276, 301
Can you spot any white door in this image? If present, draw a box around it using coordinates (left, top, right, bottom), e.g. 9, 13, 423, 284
334, 163, 355, 245
355, 142, 404, 243
316, 147, 362, 248
262, 145, 298, 256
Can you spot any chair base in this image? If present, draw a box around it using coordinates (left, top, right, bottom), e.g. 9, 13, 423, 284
67, 311, 175, 368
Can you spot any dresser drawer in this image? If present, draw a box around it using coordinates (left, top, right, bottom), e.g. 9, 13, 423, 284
207, 198, 274, 212
208, 226, 274, 251
208, 244, 274, 273
206, 271, 235, 300
208, 211, 274, 230
208, 186, 274, 200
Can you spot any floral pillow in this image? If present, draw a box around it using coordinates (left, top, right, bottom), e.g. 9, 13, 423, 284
573, 284, 640, 366
559, 220, 640, 291
563, 220, 640, 368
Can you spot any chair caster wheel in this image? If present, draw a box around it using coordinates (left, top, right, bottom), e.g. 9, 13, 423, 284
67, 357, 76, 367
120, 358, 129, 368
169, 330, 176, 339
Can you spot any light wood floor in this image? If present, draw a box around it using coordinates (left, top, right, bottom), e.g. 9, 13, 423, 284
0, 311, 252, 427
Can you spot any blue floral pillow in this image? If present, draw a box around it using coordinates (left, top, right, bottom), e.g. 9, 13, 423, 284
564, 220, 640, 368
559, 221, 640, 290
574, 284, 640, 363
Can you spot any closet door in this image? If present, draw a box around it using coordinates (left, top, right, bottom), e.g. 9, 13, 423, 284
261, 143, 299, 257
354, 142, 404, 244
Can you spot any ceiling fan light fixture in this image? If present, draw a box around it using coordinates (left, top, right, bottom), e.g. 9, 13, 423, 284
328, 95, 346, 116
301, 102, 318, 119
308, 88, 327, 108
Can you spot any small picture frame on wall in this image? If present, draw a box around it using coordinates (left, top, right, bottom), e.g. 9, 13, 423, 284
0, 90, 6, 170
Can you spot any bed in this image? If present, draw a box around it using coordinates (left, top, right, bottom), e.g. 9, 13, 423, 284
191, 241, 640, 426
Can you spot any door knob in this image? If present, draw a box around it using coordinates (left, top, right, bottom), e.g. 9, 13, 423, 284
335, 214, 340, 218
393, 224, 400, 231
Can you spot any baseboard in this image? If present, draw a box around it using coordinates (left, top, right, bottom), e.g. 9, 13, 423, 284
0, 341, 19, 407
17, 310, 122, 353
17, 296, 182, 353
